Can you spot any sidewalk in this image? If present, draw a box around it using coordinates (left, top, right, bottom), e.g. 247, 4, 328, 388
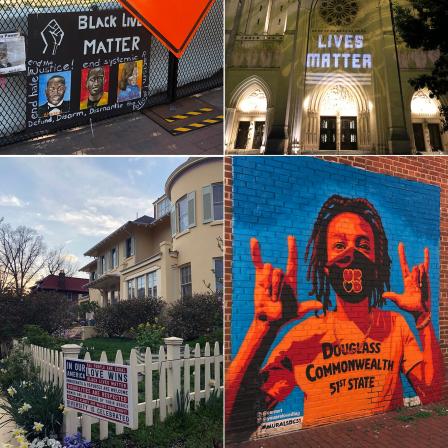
229, 400, 448, 448
0, 88, 223, 156
0, 397, 17, 446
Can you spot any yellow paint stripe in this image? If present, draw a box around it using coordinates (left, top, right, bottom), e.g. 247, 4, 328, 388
203, 119, 219, 124
173, 115, 188, 119
216, 115, 224, 119
190, 123, 206, 128
187, 111, 201, 116
200, 108, 213, 112
174, 127, 192, 132
165, 119, 175, 123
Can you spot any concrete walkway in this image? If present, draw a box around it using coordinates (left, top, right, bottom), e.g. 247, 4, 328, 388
0, 397, 17, 446
1, 87, 223, 155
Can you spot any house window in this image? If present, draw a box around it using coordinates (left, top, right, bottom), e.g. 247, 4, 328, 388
127, 279, 135, 299
89, 271, 96, 282
214, 257, 223, 293
177, 195, 189, 232
111, 247, 118, 269
180, 264, 192, 299
147, 271, 158, 298
212, 183, 223, 221
174, 192, 195, 234
137, 276, 145, 299
126, 237, 134, 258
100, 256, 106, 274
155, 197, 171, 219
202, 183, 223, 223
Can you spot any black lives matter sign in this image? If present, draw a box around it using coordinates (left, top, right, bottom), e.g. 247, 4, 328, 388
26, 11, 152, 130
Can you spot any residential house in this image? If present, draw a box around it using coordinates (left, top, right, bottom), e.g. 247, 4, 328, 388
81, 157, 223, 306
31, 271, 88, 301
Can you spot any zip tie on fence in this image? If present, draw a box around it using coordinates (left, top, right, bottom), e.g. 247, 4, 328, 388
90, 118, 94, 138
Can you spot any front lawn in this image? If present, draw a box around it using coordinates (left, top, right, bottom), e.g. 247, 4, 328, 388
82, 337, 137, 361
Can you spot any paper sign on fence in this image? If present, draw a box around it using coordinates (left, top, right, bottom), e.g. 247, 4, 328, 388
63, 358, 135, 427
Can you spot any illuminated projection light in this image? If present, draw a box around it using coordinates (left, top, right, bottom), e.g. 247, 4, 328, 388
320, 85, 357, 116
305, 72, 372, 86
307, 34, 372, 70
238, 89, 267, 114
411, 90, 440, 117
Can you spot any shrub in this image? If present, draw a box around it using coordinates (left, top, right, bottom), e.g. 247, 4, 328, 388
0, 292, 77, 343
0, 344, 38, 393
0, 378, 64, 441
163, 293, 222, 342
130, 323, 166, 350
95, 297, 165, 337
22, 325, 66, 351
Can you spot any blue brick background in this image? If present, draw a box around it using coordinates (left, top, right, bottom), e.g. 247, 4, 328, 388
231, 157, 441, 417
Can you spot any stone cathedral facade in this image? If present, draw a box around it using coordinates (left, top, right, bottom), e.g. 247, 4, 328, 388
225, 0, 448, 154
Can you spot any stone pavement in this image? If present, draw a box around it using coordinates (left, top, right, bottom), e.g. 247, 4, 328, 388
228, 400, 448, 448
0, 88, 223, 156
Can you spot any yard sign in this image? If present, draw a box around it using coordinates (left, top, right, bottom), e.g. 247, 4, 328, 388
117, 0, 217, 58
64, 358, 135, 427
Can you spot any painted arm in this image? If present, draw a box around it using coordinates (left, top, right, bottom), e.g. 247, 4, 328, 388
383, 243, 444, 403
225, 236, 322, 436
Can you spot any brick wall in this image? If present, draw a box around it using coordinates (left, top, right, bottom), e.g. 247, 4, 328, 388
224, 156, 448, 442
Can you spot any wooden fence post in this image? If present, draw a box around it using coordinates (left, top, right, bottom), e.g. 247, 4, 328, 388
164, 337, 183, 414
61, 344, 81, 437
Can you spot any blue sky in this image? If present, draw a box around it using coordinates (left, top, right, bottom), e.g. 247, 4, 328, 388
0, 157, 187, 278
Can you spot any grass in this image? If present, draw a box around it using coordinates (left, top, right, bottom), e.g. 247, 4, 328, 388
80, 333, 222, 362
81, 337, 137, 361
92, 393, 223, 448
395, 407, 433, 422
433, 406, 448, 416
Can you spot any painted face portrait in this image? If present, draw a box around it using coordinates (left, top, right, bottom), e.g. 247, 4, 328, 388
38, 71, 71, 118
80, 66, 109, 110
86, 67, 105, 100
46, 76, 66, 105
117, 61, 142, 103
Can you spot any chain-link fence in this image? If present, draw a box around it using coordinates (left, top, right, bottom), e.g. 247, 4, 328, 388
0, 0, 223, 147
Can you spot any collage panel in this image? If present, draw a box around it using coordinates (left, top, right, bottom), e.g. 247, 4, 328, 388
1, 0, 448, 447
0, 0, 223, 154
0, 157, 224, 448
225, 0, 448, 155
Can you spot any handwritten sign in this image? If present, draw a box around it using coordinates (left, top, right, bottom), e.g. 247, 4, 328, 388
26, 11, 151, 131
64, 359, 135, 427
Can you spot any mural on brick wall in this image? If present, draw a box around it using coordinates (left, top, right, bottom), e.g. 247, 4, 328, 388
226, 158, 444, 442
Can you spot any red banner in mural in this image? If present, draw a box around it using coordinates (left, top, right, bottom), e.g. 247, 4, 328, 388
116, 0, 217, 58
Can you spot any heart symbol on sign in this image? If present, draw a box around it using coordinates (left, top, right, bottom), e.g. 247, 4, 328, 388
117, 0, 217, 58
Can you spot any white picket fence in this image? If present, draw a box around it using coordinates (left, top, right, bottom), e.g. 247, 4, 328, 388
24, 337, 223, 441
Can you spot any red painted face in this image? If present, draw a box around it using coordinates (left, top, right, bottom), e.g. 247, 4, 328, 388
327, 212, 376, 264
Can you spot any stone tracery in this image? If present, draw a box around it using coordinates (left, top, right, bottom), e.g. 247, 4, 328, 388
319, 0, 359, 26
